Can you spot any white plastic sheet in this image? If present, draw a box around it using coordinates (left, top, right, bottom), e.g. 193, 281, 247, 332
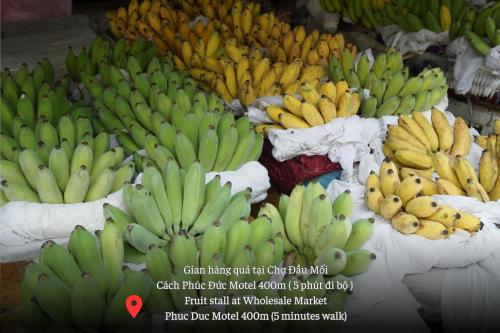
378, 25, 449, 55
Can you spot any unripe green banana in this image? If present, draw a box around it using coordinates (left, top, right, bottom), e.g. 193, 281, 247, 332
332, 189, 354, 218
111, 161, 134, 193
20, 297, 50, 332
399, 76, 423, 97
200, 221, 227, 267
219, 189, 252, 231
85, 167, 115, 201
127, 184, 166, 237
163, 159, 182, 233
57, 115, 75, 152
258, 203, 295, 252
36, 141, 51, 166
17, 95, 35, 129
224, 218, 252, 266
307, 194, 333, 249
48, 145, 70, 192
64, 165, 90, 203
285, 184, 305, 250
181, 161, 206, 230
376, 96, 401, 117
372, 53, 387, 79
124, 223, 168, 253
97, 221, 124, 298
33, 273, 73, 326
68, 225, 108, 293
38, 120, 59, 151
213, 124, 238, 172
0, 132, 19, 162
395, 95, 416, 115
314, 247, 347, 276
175, 131, 197, 170
343, 218, 375, 252
413, 89, 431, 112
39, 240, 81, 289
169, 230, 198, 271
156, 93, 172, 119
93, 132, 110, 162
315, 214, 352, 256
1, 179, 40, 202
228, 245, 255, 287
254, 240, 275, 279
383, 72, 405, 102
340, 249, 376, 276
71, 272, 106, 330
90, 150, 116, 182
142, 165, 173, 235
226, 129, 255, 171
0, 159, 30, 188
146, 245, 172, 283
75, 117, 93, 144
35, 165, 63, 203
70, 141, 93, 176
200, 253, 227, 299
190, 182, 232, 235
250, 216, 273, 249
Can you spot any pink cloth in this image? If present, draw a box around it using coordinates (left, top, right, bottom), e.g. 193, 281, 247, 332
2, 0, 71, 22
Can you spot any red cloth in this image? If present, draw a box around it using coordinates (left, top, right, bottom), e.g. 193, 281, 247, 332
259, 140, 342, 194
2, 0, 71, 22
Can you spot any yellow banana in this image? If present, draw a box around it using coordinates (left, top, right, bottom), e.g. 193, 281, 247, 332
391, 212, 420, 235
411, 111, 439, 152
279, 112, 310, 129
283, 95, 303, 117
427, 205, 460, 227
396, 176, 423, 206
416, 220, 449, 240
380, 195, 403, 219
405, 196, 439, 218
394, 150, 433, 169
437, 179, 466, 196
318, 97, 337, 123
431, 108, 453, 152
301, 103, 324, 127
455, 212, 483, 233
432, 152, 461, 188
479, 150, 498, 192
450, 117, 471, 157
364, 186, 384, 214
380, 168, 400, 197
398, 115, 432, 152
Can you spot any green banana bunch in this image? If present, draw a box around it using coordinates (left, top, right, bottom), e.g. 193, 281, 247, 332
330, 49, 447, 118
21, 224, 153, 332
0, 115, 133, 204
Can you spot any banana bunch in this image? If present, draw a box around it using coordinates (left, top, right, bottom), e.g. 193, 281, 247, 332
20, 225, 153, 332
329, 48, 448, 118
0, 114, 133, 205
365, 158, 484, 239
322, 0, 453, 33
258, 183, 376, 277
263, 80, 360, 130
66, 37, 158, 82
450, 2, 500, 56
87, 54, 261, 172
0, 60, 75, 133
475, 123, 500, 201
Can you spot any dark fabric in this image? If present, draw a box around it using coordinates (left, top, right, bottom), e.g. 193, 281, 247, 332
260, 140, 342, 195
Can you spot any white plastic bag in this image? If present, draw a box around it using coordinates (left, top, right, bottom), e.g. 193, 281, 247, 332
378, 25, 449, 55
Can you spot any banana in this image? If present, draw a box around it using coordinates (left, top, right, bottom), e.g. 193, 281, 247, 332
380, 167, 400, 197
36, 165, 63, 204
415, 220, 449, 240
285, 184, 305, 250
307, 194, 333, 249
431, 108, 453, 152
250, 216, 273, 249
343, 218, 375, 252
315, 214, 352, 256
69, 225, 108, 293
427, 205, 460, 227
397, 176, 424, 206
225, 128, 255, 171
0, 159, 30, 189
391, 212, 420, 234
127, 184, 166, 237
387, 125, 428, 152
64, 165, 90, 204
190, 182, 232, 235
394, 149, 433, 169
70, 142, 93, 176
437, 178, 466, 196
398, 115, 432, 152
168, 230, 198, 273
332, 189, 354, 218
39, 240, 81, 289
85, 168, 114, 202
479, 150, 498, 192
163, 159, 182, 233
466, 178, 490, 203
301, 102, 324, 127
450, 117, 471, 157
433, 152, 462, 188
366, 171, 381, 190
224, 218, 252, 266
200, 221, 227, 267
33, 273, 73, 326
219, 189, 251, 231
71, 272, 106, 331
282, 95, 303, 117
315, 247, 347, 276
340, 249, 376, 277
405, 196, 439, 218
455, 212, 483, 233
411, 111, 439, 152
258, 203, 295, 253
181, 161, 206, 230
364, 186, 384, 214
379, 195, 403, 219
455, 155, 478, 190
141, 165, 173, 234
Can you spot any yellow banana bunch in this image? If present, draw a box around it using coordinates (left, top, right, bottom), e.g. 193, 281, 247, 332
263, 81, 360, 130
364, 153, 483, 239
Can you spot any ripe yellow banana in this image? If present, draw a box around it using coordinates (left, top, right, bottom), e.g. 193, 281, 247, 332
411, 111, 439, 152
416, 220, 449, 240
427, 205, 460, 228
398, 115, 432, 153
432, 152, 461, 188
450, 117, 471, 157
437, 179, 466, 196
466, 178, 490, 203
364, 186, 384, 214
431, 108, 453, 152
391, 212, 420, 235
300, 103, 324, 127
279, 112, 309, 129
396, 176, 423, 206
380, 168, 400, 197
394, 149, 433, 169
405, 196, 439, 218
454, 156, 478, 190
380, 195, 403, 220
479, 150, 498, 192
455, 212, 483, 233
283, 95, 303, 117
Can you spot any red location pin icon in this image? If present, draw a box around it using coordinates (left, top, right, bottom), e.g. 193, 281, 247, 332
125, 295, 143, 318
